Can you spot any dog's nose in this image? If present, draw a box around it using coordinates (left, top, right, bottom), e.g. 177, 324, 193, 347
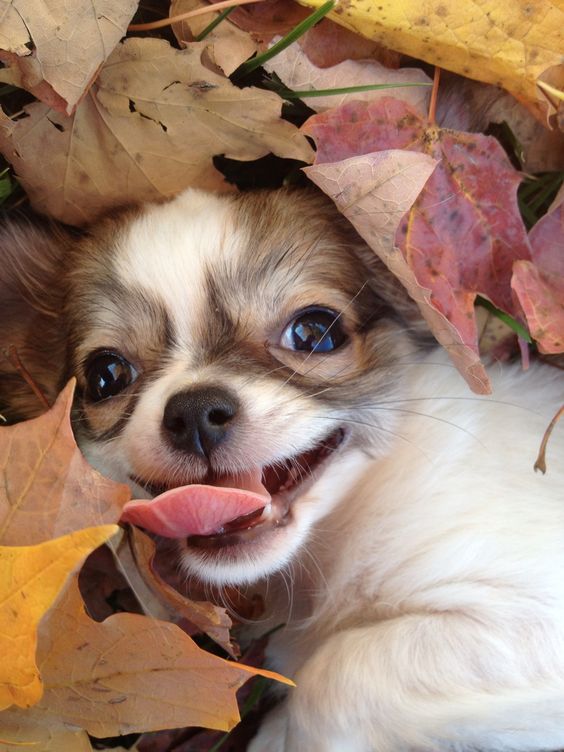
162, 386, 239, 458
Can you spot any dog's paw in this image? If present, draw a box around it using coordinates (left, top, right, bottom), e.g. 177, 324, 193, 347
247, 703, 289, 752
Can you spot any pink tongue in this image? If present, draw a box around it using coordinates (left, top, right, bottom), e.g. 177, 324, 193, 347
120, 469, 271, 538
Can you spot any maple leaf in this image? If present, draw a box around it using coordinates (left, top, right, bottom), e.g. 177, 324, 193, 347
0, 380, 130, 546
129, 528, 238, 657
303, 98, 533, 391
0, 525, 119, 711
171, 0, 258, 76
512, 186, 564, 354
229, 0, 311, 43
0, 37, 314, 226
0, 708, 92, 751
263, 41, 431, 113
0, 578, 291, 739
436, 78, 564, 174
0, 0, 138, 115
298, 0, 564, 121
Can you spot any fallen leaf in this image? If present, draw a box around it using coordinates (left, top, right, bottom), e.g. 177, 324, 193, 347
436, 77, 564, 173
264, 41, 431, 112
0, 525, 119, 711
229, 0, 310, 44
0, 37, 314, 226
512, 185, 564, 354
0, 381, 130, 546
0, 0, 139, 115
171, 0, 258, 76
298, 19, 400, 69
0, 708, 92, 751
303, 98, 533, 390
129, 528, 238, 657
304, 150, 492, 393
22, 578, 291, 737
298, 0, 564, 121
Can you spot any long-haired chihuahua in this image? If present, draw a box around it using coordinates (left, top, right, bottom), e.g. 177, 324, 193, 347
1, 188, 563, 752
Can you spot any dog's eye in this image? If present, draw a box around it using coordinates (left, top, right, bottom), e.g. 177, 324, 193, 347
281, 307, 347, 353
85, 352, 137, 402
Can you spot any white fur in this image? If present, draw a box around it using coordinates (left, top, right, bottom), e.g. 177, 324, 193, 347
63, 189, 564, 750
248, 352, 564, 752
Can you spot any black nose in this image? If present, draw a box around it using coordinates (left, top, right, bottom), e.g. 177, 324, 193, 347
162, 386, 239, 458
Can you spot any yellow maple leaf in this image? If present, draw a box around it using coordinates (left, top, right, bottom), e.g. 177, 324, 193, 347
298, 0, 564, 120
0, 525, 119, 711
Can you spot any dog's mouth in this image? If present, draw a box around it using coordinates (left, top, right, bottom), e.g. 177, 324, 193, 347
121, 427, 346, 548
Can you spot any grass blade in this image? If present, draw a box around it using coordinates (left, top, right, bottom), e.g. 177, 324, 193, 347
234, 0, 335, 78
195, 6, 235, 40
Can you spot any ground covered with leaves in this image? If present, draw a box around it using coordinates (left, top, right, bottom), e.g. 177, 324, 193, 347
0, 0, 563, 750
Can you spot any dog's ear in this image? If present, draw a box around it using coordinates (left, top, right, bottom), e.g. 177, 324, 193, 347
0, 217, 71, 421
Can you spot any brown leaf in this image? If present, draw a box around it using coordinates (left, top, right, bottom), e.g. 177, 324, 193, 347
26, 578, 291, 737
129, 528, 238, 657
0, 37, 314, 226
171, 0, 258, 76
0, 0, 139, 115
229, 0, 310, 44
264, 42, 430, 113
0, 381, 129, 545
303, 98, 533, 391
304, 150, 491, 393
299, 19, 400, 69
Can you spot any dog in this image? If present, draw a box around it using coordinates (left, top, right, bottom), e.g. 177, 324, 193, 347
1, 187, 563, 751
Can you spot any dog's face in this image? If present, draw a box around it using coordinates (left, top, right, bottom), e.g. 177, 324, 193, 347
0, 188, 423, 585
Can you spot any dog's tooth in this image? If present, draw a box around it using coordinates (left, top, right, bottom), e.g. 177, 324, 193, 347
260, 502, 273, 520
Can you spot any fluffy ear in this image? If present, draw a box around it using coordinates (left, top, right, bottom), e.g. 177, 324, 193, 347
0, 216, 70, 421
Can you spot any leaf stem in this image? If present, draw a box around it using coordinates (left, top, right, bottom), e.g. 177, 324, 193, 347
234, 0, 335, 78
428, 66, 440, 124
128, 0, 263, 32
534, 404, 564, 474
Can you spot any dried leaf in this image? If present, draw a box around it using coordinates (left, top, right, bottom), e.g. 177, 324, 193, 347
304, 150, 491, 393
229, 0, 310, 44
171, 0, 258, 76
512, 185, 564, 354
0, 525, 119, 711
264, 42, 431, 112
129, 528, 237, 657
298, 18, 400, 69
0, 381, 130, 546
22, 578, 292, 737
303, 98, 533, 390
298, 0, 564, 121
0, 0, 139, 115
436, 76, 564, 173
0, 37, 314, 226
0, 709, 92, 752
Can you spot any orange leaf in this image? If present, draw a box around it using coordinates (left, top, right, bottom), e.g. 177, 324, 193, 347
0, 380, 130, 546
26, 578, 292, 737
0, 525, 119, 711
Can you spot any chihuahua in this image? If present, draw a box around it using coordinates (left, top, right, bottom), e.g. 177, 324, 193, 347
1, 188, 564, 752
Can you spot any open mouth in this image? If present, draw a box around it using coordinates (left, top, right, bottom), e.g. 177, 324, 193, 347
121, 427, 346, 548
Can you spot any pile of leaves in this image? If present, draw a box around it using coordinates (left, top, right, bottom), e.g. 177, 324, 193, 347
0, 0, 563, 750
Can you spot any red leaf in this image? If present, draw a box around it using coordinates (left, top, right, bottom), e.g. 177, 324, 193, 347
512, 187, 564, 354
303, 98, 532, 367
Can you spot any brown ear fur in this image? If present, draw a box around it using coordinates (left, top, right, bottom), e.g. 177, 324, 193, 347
0, 217, 70, 421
